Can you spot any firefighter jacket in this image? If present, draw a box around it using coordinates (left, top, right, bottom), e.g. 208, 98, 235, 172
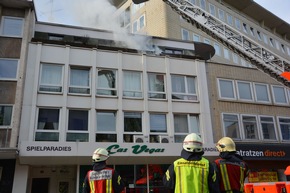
163, 149, 220, 193
82, 162, 125, 193
214, 152, 249, 193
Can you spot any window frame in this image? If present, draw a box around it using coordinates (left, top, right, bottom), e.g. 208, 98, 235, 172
149, 113, 167, 133
236, 80, 254, 101
39, 63, 64, 93
66, 109, 89, 142
217, 78, 236, 100
173, 114, 200, 142
0, 16, 24, 37
253, 83, 271, 103
277, 116, 290, 141
0, 58, 19, 81
241, 114, 259, 140
68, 66, 91, 95
259, 115, 278, 141
96, 111, 117, 142
171, 74, 198, 101
0, 105, 13, 128
181, 28, 190, 41
271, 85, 288, 105
221, 113, 241, 140
123, 70, 143, 98
148, 73, 166, 100
96, 68, 117, 96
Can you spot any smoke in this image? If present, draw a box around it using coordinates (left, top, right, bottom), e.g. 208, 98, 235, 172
66, 0, 152, 51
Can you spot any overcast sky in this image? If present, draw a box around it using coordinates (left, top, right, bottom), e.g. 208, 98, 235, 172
34, 0, 290, 26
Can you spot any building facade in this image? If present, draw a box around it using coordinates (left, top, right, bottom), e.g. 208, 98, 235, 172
15, 22, 217, 193
117, 0, 290, 183
0, 1, 33, 192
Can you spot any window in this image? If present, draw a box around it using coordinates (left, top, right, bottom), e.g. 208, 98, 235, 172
0, 16, 24, 37
174, 114, 199, 142
133, 21, 138, 33
232, 53, 239, 64
275, 40, 280, 50
188, 0, 196, 5
222, 114, 240, 139
171, 75, 197, 101
0, 59, 18, 80
139, 15, 145, 29
253, 83, 270, 103
123, 71, 142, 98
133, 15, 146, 33
250, 27, 255, 37
214, 43, 221, 56
242, 115, 258, 140
204, 38, 210, 45
0, 105, 13, 127
69, 67, 90, 94
35, 108, 60, 141
242, 23, 248, 33
272, 85, 288, 104
131, 2, 144, 14
227, 14, 233, 26
124, 112, 142, 142
124, 112, 142, 132
209, 4, 215, 16
150, 113, 167, 133
235, 18, 241, 30
39, 63, 63, 93
259, 116, 277, 140
269, 38, 275, 47
120, 7, 130, 28
181, 29, 190, 40
218, 79, 235, 99
97, 69, 117, 96
193, 34, 200, 41
278, 117, 290, 141
218, 9, 225, 21
236, 81, 253, 101
223, 47, 230, 60
263, 34, 268, 44
281, 44, 285, 53
257, 31, 263, 41
200, 0, 206, 10
148, 73, 166, 99
96, 111, 117, 142
67, 110, 89, 142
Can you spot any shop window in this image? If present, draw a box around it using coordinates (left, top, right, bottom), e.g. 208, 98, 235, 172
123, 71, 142, 98
272, 85, 288, 104
66, 110, 88, 142
171, 75, 197, 101
174, 114, 199, 142
236, 81, 253, 101
0, 59, 18, 80
124, 112, 142, 142
69, 66, 90, 95
218, 79, 236, 99
39, 63, 63, 93
259, 116, 277, 140
35, 108, 60, 141
253, 83, 270, 103
96, 69, 117, 96
242, 115, 258, 140
278, 117, 290, 141
96, 111, 117, 142
0, 16, 24, 37
148, 73, 166, 99
181, 28, 190, 40
222, 114, 241, 139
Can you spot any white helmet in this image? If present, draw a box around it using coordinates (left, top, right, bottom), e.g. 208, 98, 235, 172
92, 148, 109, 162
216, 137, 236, 152
183, 133, 203, 152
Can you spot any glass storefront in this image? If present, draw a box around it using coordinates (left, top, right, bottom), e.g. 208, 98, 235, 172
80, 164, 171, 193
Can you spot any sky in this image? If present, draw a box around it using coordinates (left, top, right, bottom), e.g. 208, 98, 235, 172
34, 0, 290, 27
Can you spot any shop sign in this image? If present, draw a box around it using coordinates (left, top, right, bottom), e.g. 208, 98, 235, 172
236, 144, 290, 160
248, 171, 278, 183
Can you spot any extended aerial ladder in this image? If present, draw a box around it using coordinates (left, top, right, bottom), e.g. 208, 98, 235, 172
133, 0, 290, 87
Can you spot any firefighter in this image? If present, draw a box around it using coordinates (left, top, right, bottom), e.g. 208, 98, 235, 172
163, 133, 220, 193
215, 137, 249, 193
82, 148, 125, 193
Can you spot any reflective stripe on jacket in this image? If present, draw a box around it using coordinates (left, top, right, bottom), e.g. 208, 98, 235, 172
173, 157, 210, 193
88, 168, 115, 193
215, 159, 247, 193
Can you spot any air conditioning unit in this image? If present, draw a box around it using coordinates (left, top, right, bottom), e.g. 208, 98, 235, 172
133, 135, 149, 143
159, 136, 173, 143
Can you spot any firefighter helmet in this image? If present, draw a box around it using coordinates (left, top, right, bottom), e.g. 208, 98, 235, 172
92, 148, 109, 162
183, 133, 203, 152
216, 137, 236, 152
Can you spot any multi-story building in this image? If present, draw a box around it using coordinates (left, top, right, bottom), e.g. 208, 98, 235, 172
117, 0, 290, 183
0, 0, 33, 192
15, 21, 217, 193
